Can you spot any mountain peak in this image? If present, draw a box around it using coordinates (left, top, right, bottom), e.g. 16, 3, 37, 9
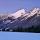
8, 9, 26, 18
32, 8, 40, 12
8, 8, 40, 19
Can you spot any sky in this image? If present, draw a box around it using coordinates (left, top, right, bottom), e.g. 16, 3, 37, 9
0, 32, 40, 40
0, 0, 40, 13
0, 0, 40, 40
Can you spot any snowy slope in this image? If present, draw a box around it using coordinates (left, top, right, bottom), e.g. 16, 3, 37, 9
8, 9, 26, 18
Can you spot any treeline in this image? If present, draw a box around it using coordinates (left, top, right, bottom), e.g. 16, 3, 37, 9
0, 25, 40, 33
14, 25, 40, 33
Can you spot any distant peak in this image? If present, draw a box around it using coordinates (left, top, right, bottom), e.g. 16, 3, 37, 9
34, 8, 40, 10
16, 9, 26, 14
8, 9, 26, 18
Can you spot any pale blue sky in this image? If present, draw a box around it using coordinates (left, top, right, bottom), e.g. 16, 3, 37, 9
0, 32, 40, 40
0, 0, 40, 12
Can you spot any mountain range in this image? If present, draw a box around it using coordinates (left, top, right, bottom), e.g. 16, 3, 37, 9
0, 8, 40, 32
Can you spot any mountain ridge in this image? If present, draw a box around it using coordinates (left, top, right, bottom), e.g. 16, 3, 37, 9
0, 8, 40, 31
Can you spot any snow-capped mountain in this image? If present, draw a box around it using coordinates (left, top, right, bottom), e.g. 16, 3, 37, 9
0, 8, 40, 31
8, 9, 26, 18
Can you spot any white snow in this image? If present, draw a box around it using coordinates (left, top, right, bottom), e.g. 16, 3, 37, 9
26, 8, 40, 19
8, 9, 26, 18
